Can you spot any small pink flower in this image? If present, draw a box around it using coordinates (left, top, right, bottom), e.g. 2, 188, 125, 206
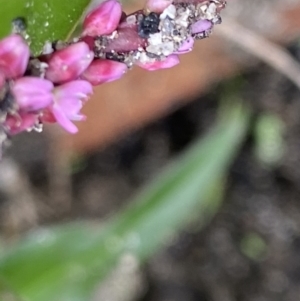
83, 0, 122, 37
0, 34, 30, 79
146, 0, 173, 13
4, 112, 39, 135
45, 42, 94, 84
45, 80, 93, 133
11, 77, 54, 111
137, 55, 179, 71
81, 59, 127, 86
191, 20, 212, 34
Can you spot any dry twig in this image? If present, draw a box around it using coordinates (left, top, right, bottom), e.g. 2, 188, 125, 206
217, 18, 300, 90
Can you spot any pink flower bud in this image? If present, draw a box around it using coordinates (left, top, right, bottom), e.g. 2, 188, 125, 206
81, 59, 127, 86
191, 20, 212, 34
12, 77, 54, 111
4, 113, 39, 135
48, 80, 93, 133
146, 0, 173, 13
104, 27, 146, 53
45, 42, 94, 84
0, 34, 30, 79
83, 0, 122, 37
174, 37, 194, 54
137, 55, 179, 71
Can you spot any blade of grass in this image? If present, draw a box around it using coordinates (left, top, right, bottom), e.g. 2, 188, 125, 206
0, 102, 250, 301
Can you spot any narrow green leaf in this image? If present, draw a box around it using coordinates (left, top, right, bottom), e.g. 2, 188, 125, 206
0, 103, 250, 301
0, 0, 92, 55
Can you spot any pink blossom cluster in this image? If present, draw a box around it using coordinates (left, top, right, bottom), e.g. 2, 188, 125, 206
0, 0, 226, 143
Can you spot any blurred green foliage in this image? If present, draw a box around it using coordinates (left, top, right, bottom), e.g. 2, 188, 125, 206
0, 102, 250, 301
240, 232, 268, 261
0, 0, 92, 55
254, 113, 286, 168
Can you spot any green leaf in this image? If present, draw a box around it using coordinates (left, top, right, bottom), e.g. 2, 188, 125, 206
0, 0, 92, 55
254, 112, 286, 167
0, 102, 250, 301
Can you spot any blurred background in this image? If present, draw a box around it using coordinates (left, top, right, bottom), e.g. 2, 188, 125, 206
1, 0, 300, 301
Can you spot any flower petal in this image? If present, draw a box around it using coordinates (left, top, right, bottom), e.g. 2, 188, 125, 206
55, 80, 93, 100
81, 59, 127, 86
45, 42, 94, 84
137, 54, 179, 71
4, 113, 39, 135
191, 20, 212, 34
0, 34, 30, 79
83, 0, 122, 36
55, 97, 85, 120
146, 0, 173, 13
41, 108, 56, 123
50, 80, 91, 132
51, 104, 79, 134
12, 77, 54, 111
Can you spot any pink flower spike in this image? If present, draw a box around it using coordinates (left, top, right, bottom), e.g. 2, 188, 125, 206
50, 80, 93, 133
174, 37, 194, 54
4, 113, 39, 135
0, 34, 30, 79
45, 42, 94, 84
83, 0, 122, 37
12, 77, 54, 111
81, 59, 127, 86
146, 0, 173, 13
191, 20, 212, 34
137, 55, 179, 71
